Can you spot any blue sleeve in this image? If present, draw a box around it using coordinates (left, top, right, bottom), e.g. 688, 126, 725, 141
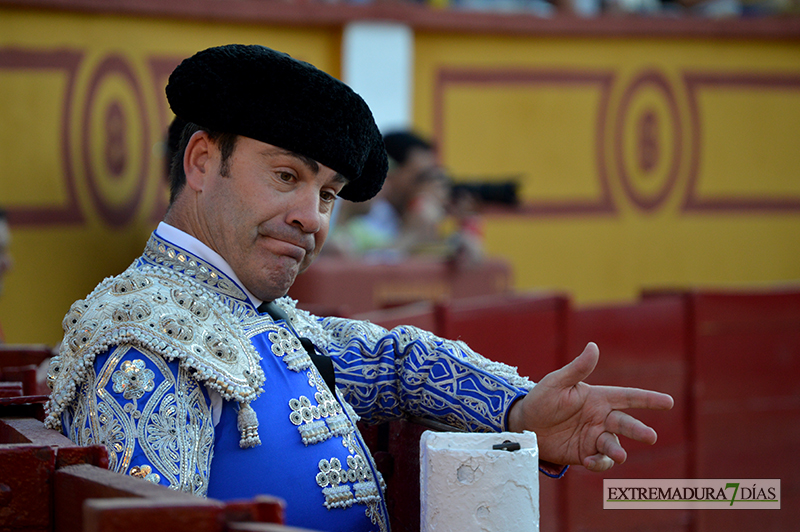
320, 317, 532, 433
60, 344, 216, 495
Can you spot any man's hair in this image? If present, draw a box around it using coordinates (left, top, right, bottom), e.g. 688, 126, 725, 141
168, 122, 238, 203
383, 131, 434, 167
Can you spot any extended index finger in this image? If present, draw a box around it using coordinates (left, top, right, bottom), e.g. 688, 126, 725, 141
599, 386, 674, 411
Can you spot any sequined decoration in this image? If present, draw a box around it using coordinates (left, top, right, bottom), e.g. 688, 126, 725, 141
112, 359, 155, 400
129, 464, 162, 483
63, 346, 215, 496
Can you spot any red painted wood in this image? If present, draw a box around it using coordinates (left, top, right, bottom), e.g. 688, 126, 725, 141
223, 496, 286, 526
0, 446, 55, 532
290, 257, 511, 315
55, 464, 222, 532
353, 301, 438, 333
687, 291, 800, 532
0, 345, 53, 367
436, 292, 570, 380
567, 296, 692, 532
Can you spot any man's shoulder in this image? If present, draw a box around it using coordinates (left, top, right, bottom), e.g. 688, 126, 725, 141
45, 261, 265, 431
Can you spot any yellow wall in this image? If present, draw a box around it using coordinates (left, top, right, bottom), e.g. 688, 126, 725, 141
414, 32, 800, 304
2, 4, 799, 344
0, 7, 342, 344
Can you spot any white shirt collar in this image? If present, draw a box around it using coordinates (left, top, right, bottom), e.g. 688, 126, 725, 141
155, 222, 263, 308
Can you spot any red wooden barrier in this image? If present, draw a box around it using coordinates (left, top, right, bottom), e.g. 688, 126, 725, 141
435, 292, 570, 381
0, 344, 54, 396
433, 292, 570, 532
0, 415, 108, 532
679, 290, 800, 532
353, 301, 438, 333
568, 296, 692, 532
355, 292, 571, 532
4, 287, 798, 531
355, 288, 800, 532
0, 410, 301, 532
289, 256, 512, 315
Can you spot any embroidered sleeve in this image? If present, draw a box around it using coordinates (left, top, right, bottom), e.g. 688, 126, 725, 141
60, 344, 215, 496
311, 314, 533, 433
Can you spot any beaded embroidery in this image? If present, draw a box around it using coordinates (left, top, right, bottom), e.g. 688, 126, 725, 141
45, 234, 266, 450
315, 454, 381, 510
271, 329, 386, 530
288, 391, 350, 446
62, 347, 214, 495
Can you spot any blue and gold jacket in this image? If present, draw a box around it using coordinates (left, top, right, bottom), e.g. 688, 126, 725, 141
44, 232, 535, 531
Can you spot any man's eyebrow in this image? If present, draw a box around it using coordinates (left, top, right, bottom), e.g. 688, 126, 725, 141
264, 148, 348, 187
268, 148, 320, 174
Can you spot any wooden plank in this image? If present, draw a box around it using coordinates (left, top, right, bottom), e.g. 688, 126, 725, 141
0, 445, 55, 532
82, 498, 223, 532
223, 496, 285, 526
1, 416, 75, 446
55, 463, 213, 532
0, 345, 53, 368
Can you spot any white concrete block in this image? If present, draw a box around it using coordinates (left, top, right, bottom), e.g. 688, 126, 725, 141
420, 431, 540, 532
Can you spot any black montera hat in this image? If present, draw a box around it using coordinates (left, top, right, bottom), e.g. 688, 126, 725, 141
166, 44, 387, 202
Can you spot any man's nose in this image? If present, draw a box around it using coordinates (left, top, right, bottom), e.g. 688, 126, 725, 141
288, 188, 322, 234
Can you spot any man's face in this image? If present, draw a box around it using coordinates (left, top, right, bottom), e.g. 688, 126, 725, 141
194, 135, 346, 302
387, 147, 443, 211
0, 219, 11, 296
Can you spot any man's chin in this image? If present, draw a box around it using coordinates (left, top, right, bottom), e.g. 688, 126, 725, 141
246, 267, 300, 302
297, 252, 319, 276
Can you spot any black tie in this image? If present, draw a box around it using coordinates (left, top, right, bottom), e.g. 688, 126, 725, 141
258, 301, 336, 393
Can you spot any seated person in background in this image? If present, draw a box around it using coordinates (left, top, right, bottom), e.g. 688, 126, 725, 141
0, 208, 13, 342
45, 44, 673, 532
329, 131, 483, 263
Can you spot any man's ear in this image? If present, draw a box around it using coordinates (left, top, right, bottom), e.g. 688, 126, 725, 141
183, 130, 213, 192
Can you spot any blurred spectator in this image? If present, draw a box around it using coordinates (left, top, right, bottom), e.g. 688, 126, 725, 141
0, 209, 12, 296
0, 208, 13, 342
329, 130, 484, 263
661, 0, 793, 16
335, 0, 796, 17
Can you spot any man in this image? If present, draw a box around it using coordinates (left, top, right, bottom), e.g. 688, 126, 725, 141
330, 131, 453, 258
45, 45, 672, 531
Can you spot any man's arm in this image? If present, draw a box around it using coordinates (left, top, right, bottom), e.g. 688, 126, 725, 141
507, 342, 674, 472
313, 315, 531, 433
53, 344, 216, 494
297, 306, 673, 474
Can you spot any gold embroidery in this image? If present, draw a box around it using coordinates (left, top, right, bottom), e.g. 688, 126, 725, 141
129, 464, 161, 483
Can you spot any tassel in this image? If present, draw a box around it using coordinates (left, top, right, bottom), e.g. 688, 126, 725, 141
237, 402, 261, 448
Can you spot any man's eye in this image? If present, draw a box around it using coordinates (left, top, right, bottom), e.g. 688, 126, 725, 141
277, 171, 295, 182
320, 191, 336, 204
